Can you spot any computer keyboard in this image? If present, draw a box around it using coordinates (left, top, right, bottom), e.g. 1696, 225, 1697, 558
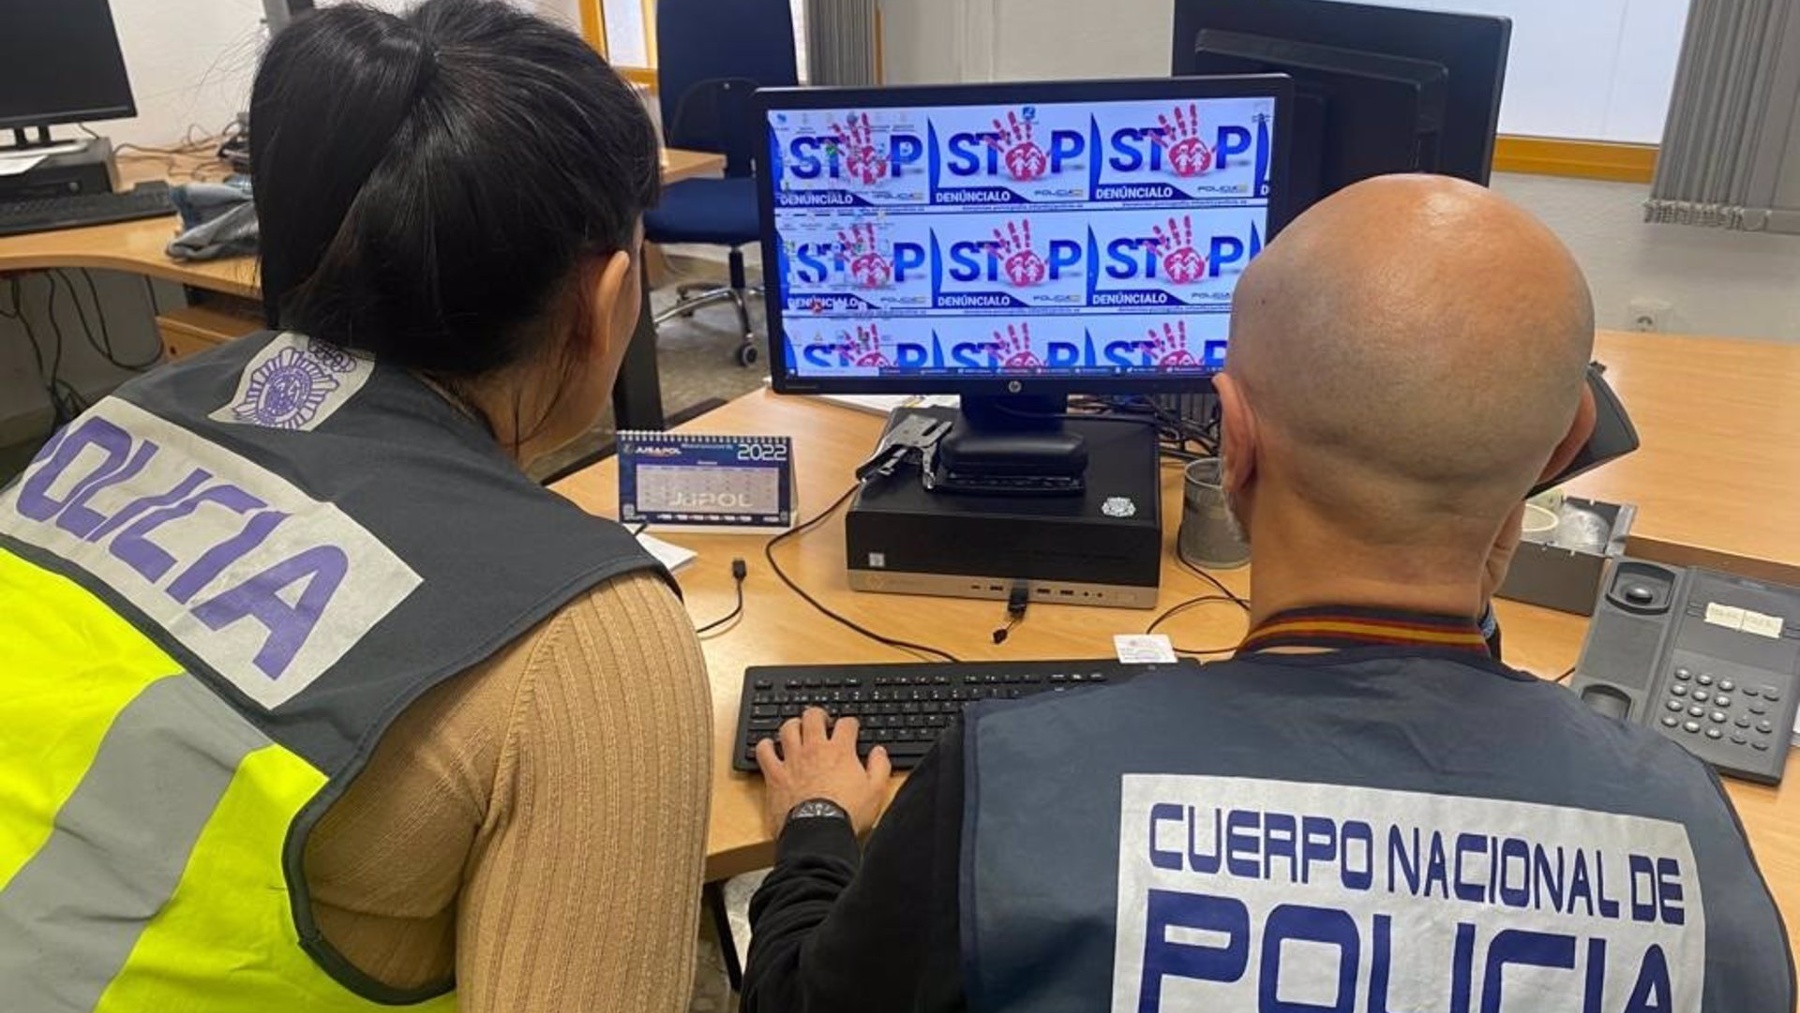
732, 659, 1196, 771
0, 181, 176, 237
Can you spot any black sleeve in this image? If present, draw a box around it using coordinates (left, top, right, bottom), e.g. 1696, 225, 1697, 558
742, 726, 969, 1013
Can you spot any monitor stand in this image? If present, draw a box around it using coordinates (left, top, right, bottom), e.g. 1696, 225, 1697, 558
932, 393, 1089, 496
3, 127, 89, 156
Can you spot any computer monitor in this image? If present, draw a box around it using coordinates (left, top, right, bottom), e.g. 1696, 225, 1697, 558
1172, 0, 1509, 211
755, 76, 1293, 461
263, 0, 316, 37
0, 0, 136, 147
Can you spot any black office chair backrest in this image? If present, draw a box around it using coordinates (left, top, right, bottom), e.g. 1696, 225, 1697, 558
656, 0, 798, 173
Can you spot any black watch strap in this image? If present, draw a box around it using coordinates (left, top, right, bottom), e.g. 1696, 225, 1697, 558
784, 797, 852, 827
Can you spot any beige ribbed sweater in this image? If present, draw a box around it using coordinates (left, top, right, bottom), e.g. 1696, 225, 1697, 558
301, 571, 712, 1012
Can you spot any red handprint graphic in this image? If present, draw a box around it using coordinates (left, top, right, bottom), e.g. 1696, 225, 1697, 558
986, 110, 1049, 182
1152, 103, 1214, 178
1151, 215, 1208, 285
1147, 321, 1198, 367
829, 112, 889, 186
988, 219, 1047, 287
839, 324, 892, 368
993, 323, 1042, 369
836, 223, 892, 288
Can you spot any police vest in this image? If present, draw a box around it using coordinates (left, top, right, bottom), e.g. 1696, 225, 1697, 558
962, 653, 1793, 1012
0, 331, 670, 1011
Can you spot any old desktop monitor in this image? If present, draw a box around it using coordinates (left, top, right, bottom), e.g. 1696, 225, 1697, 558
755, 75, 1293, 454
1173, 0, 1509, 210
0, 0, 136, 145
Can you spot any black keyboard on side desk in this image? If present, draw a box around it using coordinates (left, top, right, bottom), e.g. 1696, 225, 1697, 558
0, 181, 176, 237
732, 659, 1197, 771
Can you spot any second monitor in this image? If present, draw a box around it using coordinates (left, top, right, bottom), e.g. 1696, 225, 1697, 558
755, 76, 1293, 488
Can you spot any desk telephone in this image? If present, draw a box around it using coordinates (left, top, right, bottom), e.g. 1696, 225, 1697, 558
1571, 561, 1800, 784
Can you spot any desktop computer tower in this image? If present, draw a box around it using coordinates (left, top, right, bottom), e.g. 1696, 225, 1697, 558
0, 139, 120, 202
845, 410, 1164, 609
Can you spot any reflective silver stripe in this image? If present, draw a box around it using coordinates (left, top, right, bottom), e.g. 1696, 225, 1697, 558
0, 674, 271, 1012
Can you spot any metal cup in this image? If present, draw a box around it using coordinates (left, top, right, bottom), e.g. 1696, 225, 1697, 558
1179, 458, 1250, 569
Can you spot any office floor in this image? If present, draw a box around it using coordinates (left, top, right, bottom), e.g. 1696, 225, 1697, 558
691, 872, 766, 1011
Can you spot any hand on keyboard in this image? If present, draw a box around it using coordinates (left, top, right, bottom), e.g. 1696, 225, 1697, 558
754, 707, 892, 836
734, 660, 1191, 773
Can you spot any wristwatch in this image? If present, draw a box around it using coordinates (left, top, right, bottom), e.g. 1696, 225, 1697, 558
785, 797, 852, 828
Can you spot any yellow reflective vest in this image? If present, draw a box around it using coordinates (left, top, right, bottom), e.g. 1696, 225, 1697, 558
0, 333, 666, 1009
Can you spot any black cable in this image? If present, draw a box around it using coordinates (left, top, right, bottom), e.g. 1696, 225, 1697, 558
1175, 551, 1251, 612
1070, 394, 1219, 459
55, 269, 161, 371
696, 558, 749, 636
37, 273, 89, 425
4, 278, 45, 385
991, 584, 1030, 645
765, 484, 962, 663
42, 273, 66, 384
5, 276, 78, 425
1144, 594, 1244, 656
1553, 666, 1576, 685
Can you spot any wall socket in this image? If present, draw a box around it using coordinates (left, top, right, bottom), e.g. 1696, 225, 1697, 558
1628, 298, 1673, 333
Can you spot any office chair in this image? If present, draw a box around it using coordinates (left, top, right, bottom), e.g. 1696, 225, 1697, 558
646, 0, 799, 367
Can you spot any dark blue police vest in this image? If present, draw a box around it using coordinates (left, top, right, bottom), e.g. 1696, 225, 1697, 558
962, 652, 1792, 1012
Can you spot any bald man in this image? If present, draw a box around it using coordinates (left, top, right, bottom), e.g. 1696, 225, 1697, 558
741, 176, 1793, 1012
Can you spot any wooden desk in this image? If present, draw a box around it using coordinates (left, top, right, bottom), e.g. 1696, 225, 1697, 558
552, 328, 1800, 968
0, 149, 727, 427
1572, 332, 1800, 585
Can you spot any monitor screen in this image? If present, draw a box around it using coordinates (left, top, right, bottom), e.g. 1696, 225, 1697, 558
0, 0, 137, 131
756, 77, 1292, 395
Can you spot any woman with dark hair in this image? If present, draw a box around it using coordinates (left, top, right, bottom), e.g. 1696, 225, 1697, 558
0, 2, 710, 1010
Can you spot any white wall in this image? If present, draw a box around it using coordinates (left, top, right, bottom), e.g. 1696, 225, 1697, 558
881, 0, 1687, 143
94, 0, 582, 148
1493, 173, 1800, 342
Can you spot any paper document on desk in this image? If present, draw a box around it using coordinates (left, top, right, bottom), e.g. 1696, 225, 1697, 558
637, 532, 697, 573
0, 153, 49, 177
